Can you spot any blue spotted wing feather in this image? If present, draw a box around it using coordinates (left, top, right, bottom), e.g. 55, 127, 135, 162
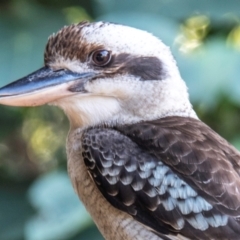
81, 117, 240, 239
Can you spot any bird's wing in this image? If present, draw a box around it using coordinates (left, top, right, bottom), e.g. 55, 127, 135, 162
82, 119, 240, 239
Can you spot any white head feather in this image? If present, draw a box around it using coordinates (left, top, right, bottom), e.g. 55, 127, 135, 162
46, 22, 197, 128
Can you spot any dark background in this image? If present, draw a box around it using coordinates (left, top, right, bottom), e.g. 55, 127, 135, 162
0, 1, 240, 239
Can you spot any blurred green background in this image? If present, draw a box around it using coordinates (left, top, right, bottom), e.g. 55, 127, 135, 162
0, 0, 240, 240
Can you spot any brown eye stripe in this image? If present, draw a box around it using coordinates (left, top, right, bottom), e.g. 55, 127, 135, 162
103, 53, 167, 81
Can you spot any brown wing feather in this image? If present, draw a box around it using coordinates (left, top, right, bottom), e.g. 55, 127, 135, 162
117, 116, 240, 216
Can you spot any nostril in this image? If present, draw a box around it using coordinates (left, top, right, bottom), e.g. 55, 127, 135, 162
53, 69, 66, 72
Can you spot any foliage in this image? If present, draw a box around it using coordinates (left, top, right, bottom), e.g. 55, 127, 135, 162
0, 0, 240, 239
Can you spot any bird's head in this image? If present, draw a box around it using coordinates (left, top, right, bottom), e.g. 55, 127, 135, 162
0, 21, 197, 128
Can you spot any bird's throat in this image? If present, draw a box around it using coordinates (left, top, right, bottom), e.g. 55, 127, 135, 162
54, 94, 121, 129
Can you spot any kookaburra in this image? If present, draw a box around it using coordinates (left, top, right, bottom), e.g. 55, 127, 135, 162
0, 21, 240, 240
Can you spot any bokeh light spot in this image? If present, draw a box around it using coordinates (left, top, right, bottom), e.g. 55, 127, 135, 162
177, 15, 210, 53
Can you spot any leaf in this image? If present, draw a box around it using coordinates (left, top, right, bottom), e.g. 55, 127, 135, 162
25, 171, 93, 240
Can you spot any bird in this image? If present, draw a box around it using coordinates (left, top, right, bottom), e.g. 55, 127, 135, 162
0, 21, 240, 240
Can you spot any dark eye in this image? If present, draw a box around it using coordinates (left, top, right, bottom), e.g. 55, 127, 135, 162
91, 50, 111, 66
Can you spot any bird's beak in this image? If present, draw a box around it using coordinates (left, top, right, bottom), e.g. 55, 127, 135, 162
0, 66, 95, 106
